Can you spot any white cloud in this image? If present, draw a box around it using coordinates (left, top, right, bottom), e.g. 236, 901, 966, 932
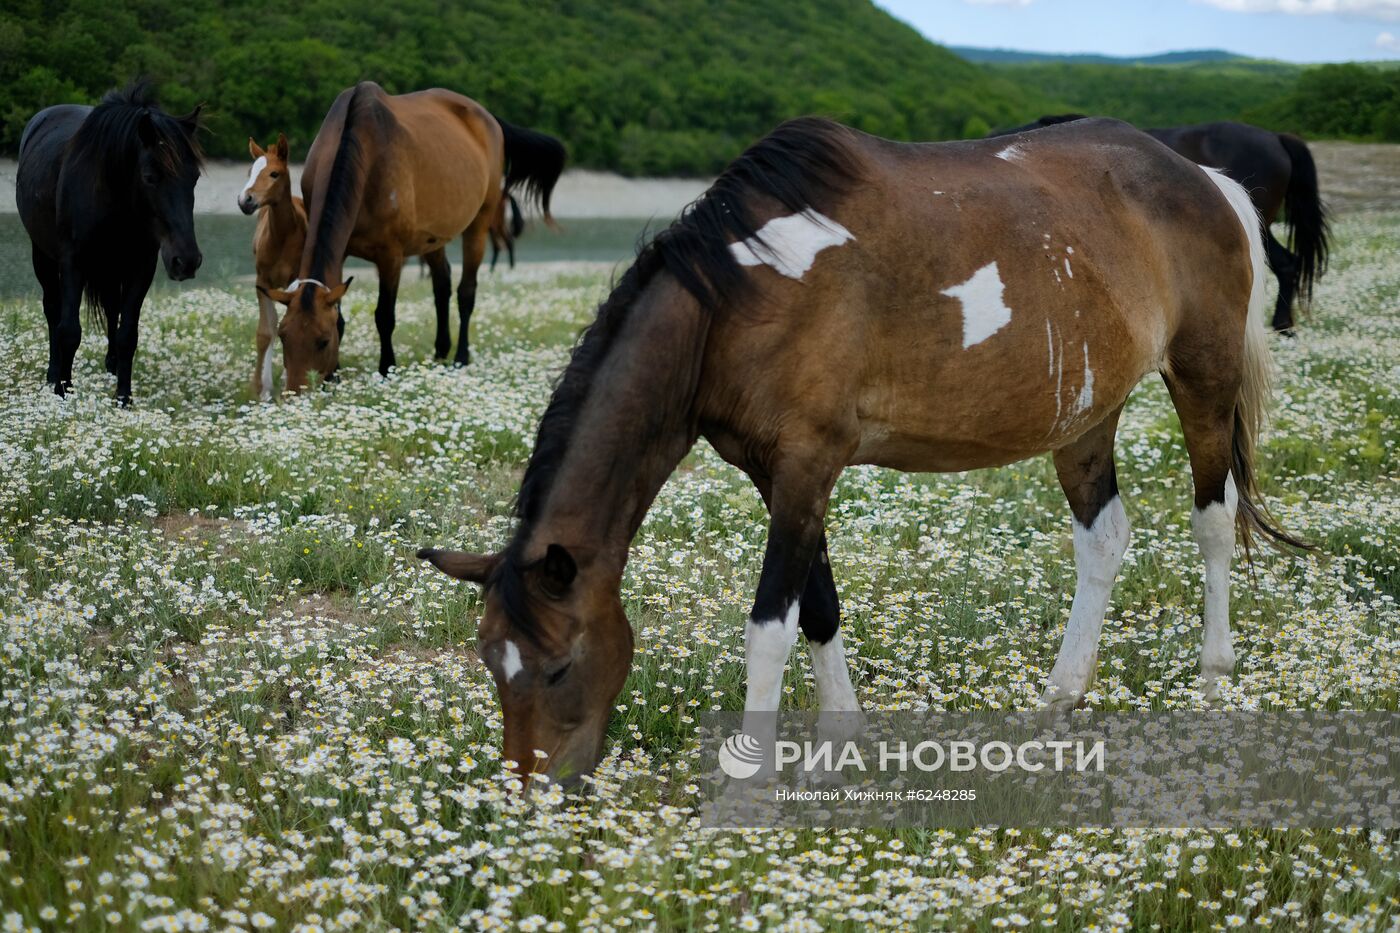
1193, 0, 1400, 20
1378, 29, 1400, 45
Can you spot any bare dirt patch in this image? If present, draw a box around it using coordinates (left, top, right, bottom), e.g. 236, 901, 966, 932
155, 512, 250, 539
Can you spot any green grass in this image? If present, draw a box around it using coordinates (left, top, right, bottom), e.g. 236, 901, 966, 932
0, 213, 1397, 931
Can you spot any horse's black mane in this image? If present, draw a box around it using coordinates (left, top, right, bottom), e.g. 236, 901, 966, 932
304, 83, 381, 307
67, 81, 204, 183
495, 116, 863, 638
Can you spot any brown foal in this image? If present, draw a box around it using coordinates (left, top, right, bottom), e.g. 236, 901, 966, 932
240, 133, 306, 400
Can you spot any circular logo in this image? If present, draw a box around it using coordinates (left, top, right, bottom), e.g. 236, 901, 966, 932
718, 732, 765, 780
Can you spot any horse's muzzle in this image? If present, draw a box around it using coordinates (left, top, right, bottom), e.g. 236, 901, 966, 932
238, 196, 257, 216
168, 253, 202, 281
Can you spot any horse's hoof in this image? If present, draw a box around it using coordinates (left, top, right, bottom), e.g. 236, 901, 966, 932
453, 353, 471, 368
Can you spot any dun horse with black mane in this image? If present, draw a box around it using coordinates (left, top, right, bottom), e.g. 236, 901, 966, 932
420, 117, 1305, 785
16, 82, 204, 403
261, 82, 566, 391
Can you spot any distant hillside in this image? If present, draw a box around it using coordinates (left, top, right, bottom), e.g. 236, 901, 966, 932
982, 60, 1302, 131
0, 0, 1046, 175
952, 47, 1247, 66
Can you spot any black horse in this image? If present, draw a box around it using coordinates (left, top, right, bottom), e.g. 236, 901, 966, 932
992, 116, 1329, 333
16, 82, 204, 403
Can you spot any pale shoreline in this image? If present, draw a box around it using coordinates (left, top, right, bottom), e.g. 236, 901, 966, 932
0, 160, 711, 220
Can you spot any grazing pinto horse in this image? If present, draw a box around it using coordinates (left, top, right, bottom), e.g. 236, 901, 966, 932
239, 133, 308, 401
262, 82, 565, 391
16, 83, 203, 403
995, 116, 1329, 332
419, 118, 1303, 784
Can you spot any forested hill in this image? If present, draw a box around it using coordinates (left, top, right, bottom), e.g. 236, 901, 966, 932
0, 0, 1042, 174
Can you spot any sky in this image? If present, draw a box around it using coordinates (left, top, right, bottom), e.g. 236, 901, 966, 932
875, 0, 1400, 62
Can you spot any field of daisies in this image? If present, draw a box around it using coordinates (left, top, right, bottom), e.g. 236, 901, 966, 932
0, 209, 1397, 932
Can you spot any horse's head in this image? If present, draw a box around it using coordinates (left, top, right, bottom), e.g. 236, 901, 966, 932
417, 543, 634, 787
239, 134, 292, 215
262, 278, 351, 392
136, 106, 204, 281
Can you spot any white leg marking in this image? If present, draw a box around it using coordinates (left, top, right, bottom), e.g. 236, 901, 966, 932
810, 632, 859, 712
1042, 496, 1130, 710
501, 640, 523, 682
729, 210, 853, 280
943, 261, 1013, 348
744, 602, 801, 713
1193, 474, 1239, 699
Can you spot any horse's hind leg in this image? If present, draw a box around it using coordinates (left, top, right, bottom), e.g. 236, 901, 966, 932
1163, 366, 1240, 702
1264, 228, 1298, 333
424, 248, 453, 361
111, 260, 156, 406
454, 209, 493, 367
1042, 407, 1131, 714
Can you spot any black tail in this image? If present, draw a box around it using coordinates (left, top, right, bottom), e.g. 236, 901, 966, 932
507, 194, 525, 238
1278, 133, 1330, 307
497, 119, 566, 222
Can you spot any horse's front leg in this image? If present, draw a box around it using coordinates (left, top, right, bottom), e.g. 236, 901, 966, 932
111, 258, 156, 406
424, 249, 452, 361
252, 289, 280, 401
53, 257, 85, 396
742, 455, 844, 757
374, 255, 404, 376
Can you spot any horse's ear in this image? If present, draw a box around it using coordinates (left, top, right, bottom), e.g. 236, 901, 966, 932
249, 137, 265, 159
258, 285, 293, 305
418, 548, 500, 585
274, 132, 289, 161
328, 278, 353, 304
177, 104, 204, 134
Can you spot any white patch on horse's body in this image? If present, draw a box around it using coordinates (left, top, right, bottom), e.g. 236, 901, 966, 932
996, 143, 1025, 162
389, 190, 398, 210
729, 210, 853, 280
1193, 474, 1239, 699
1042, 496, 1130, 710
943, 261, 1013, 349
500, 640, 523, 682
1066, 246, 1075, 255
240, 156, 267, 200
1072, 343, 1095, 417
1064, 257, 1073, 279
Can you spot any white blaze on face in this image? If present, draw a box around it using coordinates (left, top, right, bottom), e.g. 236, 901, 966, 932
943, 261, 1013, 349
729, 210, 853, 280
500, 640, 523, 682
240, 156, 268, 200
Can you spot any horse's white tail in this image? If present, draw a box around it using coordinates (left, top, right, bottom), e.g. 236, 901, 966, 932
1200, 166, 1309, 554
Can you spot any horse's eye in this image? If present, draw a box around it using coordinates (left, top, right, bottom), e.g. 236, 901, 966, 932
269, 171, 281, 179
547, 661, 572, 687
315, 338, 330, 352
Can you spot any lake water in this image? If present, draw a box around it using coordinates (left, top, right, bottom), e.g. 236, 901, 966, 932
0, 214, 657, 300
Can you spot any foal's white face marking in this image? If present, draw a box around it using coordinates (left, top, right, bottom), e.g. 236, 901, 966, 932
943, 261, 1012, 349
730, 210, 853, 280
500, 640, 523, 682
240, 156, 268, 200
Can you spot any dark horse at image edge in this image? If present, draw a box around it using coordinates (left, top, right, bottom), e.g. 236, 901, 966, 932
15, 82, 204, 403
994, 116, 1329, 333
